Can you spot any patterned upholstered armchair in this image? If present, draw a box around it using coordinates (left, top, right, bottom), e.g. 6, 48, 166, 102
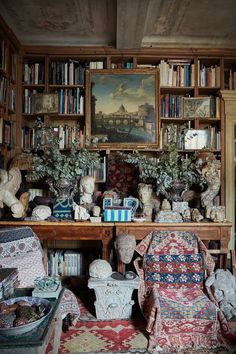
0, 226, 80, 329
134, 230, 229, 353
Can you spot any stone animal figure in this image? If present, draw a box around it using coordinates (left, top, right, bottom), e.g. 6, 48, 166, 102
138, 183, 160, 221
205, 269, 236, 320
200, 156, 221, 218
0, 167, 25, 218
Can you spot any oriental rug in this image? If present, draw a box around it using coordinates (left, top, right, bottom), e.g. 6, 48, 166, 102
46, 289, 235, 354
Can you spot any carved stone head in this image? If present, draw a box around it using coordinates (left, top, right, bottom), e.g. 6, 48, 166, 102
116, 232, 136, 264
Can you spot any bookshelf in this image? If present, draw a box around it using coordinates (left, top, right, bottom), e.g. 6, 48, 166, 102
16, 48, 236, 207
0, 23, 20, 169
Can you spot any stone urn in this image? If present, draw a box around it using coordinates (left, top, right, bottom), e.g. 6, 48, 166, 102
165, 180, 187, 202
47, 178, 78, 198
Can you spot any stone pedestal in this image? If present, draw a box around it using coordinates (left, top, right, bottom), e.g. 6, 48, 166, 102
88, 272, 140, 320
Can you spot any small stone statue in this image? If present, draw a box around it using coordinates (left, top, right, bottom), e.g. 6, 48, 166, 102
73, 204, 90, 221
79, 175, 95, 206
32, 205, 52, 220
89, 259, 112, 279
115, 232, 136, 264
138, 183, 160, 221
0, 167, 25, 218
205, 269, 236, 320
191, 208, 204, 222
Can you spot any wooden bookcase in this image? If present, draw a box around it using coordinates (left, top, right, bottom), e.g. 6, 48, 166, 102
0, 17, 21, 169
13, 46, 236, 206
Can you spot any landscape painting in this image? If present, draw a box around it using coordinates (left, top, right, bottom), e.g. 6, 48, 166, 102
86, 69, 159, 148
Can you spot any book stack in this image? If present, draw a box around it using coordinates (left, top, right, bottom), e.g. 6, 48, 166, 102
0, 268, 19, 300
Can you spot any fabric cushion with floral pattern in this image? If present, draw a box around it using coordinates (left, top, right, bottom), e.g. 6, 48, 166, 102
143, 253, 205, 289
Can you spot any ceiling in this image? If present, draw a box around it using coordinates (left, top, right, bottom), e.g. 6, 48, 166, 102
0, 0, 236, 49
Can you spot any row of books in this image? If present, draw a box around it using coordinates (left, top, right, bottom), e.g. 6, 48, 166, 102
224, 68, 236, 90
58, 88, 84, 115
0, 75, 7, 104
89, 61, 104, 69
160, 59, 195, 87
198, 62, 221, 88
83, 156, 106, 183
47, 249, 101, 277
49, 60, 86, 85
23, 88, 40, 114
111, 62, 133, 69
160, 94, 221, 119
160, 126, 221, 150
8, 85, 16, 112
21, 125, 84, 150
23, 62, 44, 85
0, 39, 7, 71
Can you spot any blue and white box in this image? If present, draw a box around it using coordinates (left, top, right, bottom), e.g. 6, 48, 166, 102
104, 207, 131, 222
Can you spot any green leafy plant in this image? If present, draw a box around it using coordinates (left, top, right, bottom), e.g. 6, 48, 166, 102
26, 124, 100, 183
119, 124, 206, 199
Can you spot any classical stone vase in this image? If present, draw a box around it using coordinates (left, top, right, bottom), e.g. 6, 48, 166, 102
165, 180, 187, 202
47, 178, 77, 198
47, 178, 78, 220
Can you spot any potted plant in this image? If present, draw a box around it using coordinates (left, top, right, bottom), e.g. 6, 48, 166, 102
26, 123, 100, 199
120, 124, 206, 202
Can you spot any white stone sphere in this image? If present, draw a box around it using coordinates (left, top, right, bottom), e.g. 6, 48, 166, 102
89, 259, 112, 279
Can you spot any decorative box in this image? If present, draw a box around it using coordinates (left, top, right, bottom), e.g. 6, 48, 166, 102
104, 207, 131, 222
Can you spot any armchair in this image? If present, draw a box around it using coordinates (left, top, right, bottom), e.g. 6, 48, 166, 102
0, 226, 80, 328
134, 230, 229, 353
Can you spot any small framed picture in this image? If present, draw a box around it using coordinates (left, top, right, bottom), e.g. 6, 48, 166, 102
183, 96, 211, 118
32, 93, 59, 114
123, 197, 139, 217
103, 197, 113, 209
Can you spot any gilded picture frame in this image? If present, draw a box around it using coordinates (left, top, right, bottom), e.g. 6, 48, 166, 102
183, 96, 211, 118
86, 69, 159, 149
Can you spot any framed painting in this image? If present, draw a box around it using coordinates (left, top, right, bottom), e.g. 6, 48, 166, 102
183, 96, 211, 118
86, 69, 159, 148
32, 93, 59, 114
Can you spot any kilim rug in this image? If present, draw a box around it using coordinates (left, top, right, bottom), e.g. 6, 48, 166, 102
46, 289, 236, 354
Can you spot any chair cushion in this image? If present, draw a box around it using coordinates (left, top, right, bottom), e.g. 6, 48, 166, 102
143, 253, 204, 289
156, 287, 217, 320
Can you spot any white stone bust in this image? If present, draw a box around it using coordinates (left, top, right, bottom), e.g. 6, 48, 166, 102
79, 176, 95, 205
115, 232, 136, 264
138, 183, 153, 206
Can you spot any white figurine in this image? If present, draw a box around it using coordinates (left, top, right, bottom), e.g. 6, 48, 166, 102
138, 183, 160, 221
0, 167, 25, 218
73, 204, 90, 221
79, 176, 95, 205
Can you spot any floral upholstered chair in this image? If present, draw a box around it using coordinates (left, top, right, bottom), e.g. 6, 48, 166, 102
134, 230, 229, 353
0, 226, 80, 328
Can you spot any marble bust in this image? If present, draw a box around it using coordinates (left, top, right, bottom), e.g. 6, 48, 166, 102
115, 232, 136, 264
79, 176, 95, 205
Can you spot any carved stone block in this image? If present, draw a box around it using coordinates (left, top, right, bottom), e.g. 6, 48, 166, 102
88, 273, 140, 320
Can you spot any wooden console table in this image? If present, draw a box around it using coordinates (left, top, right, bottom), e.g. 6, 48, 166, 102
115, 221, 232, 272
0, 221, 114, 270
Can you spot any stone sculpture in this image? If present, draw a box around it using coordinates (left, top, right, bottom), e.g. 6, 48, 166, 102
32, 205, 52, 220
89, 259, 112, 279
206, 269, 236, 320
73, 204, 90, 221
138, 183, 160, 221
115, 232, 136, 264
79, 175, 95, 206
200, 155, 221, 218
0, 167, 25, 218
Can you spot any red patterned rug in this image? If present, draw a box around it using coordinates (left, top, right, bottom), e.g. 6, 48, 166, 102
46, 289, 235, 354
